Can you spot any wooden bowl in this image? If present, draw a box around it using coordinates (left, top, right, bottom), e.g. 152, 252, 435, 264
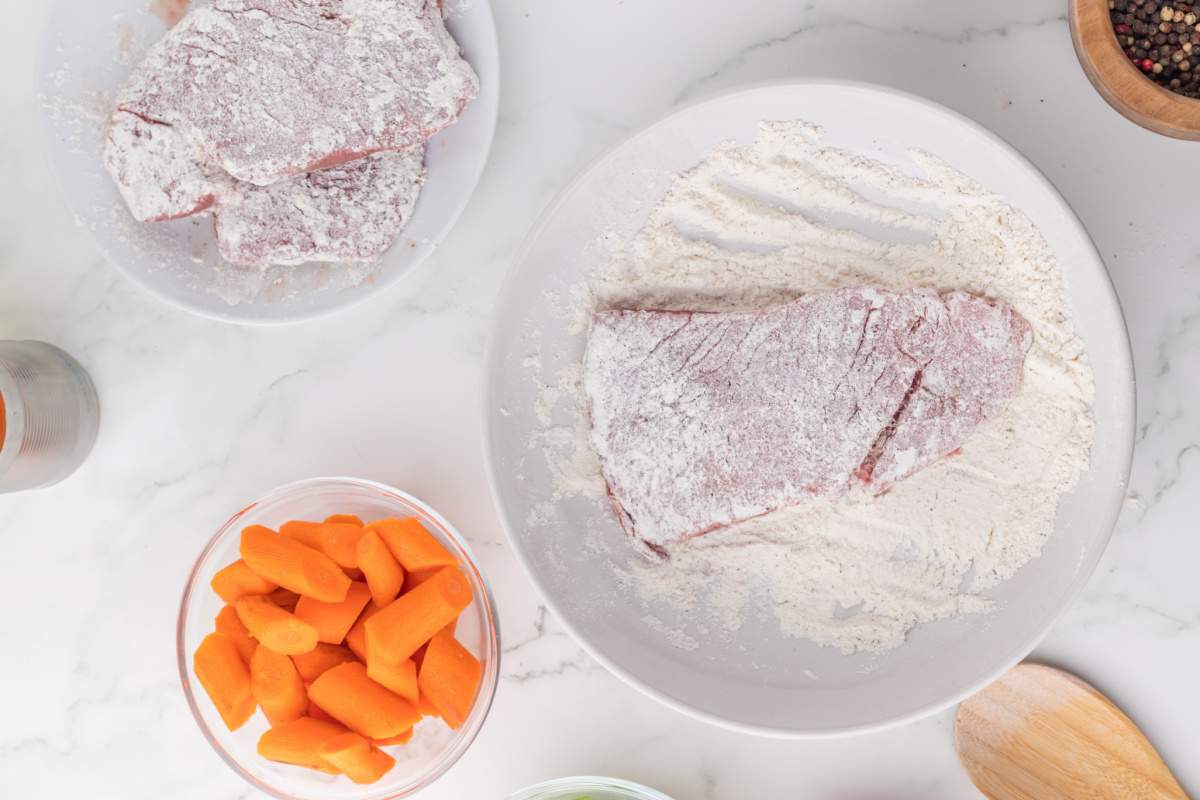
1071, 0, 1200, 138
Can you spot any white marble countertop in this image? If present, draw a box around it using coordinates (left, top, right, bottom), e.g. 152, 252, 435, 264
2, 1, 1197, 797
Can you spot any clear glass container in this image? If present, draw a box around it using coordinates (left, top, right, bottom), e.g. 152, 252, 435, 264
178, 477, 500, 800
0, 341, 99, 493
507, 777, 676, 800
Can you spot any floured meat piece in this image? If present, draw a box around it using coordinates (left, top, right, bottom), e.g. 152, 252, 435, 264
103, 111, 234, 222
584, 288, 1032, 556
214, 149, 425, 267
115, 0, 479, 186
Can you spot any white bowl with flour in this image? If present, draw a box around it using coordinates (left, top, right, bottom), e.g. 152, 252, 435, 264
485, 82, 1134, 736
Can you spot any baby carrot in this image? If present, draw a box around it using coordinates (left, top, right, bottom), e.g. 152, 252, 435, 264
319, 523, 367, 569
235, 596, 319, 656
291, 643, 357, 683
307, 662, 420, 739
402, 567, 441, 594
369, 518, 458, 573
194, 633, 256, 732
215, 604, 258, 664
251, 644, 308, 726
241, 524, 350, 603
365, 652, 418, 704
294, 581, 372, 645
373, 729, 413, 746
417, 629, 482, 729
325, 514, 364, 526
364, 566, 471, 664
211, 559, 277, 604
318, 732, 395, 784
258, 716, 347, 774
269, 588, 301, 611
357, 530, 405, 607
279, 520, 325, 550
344, 601, 383, 662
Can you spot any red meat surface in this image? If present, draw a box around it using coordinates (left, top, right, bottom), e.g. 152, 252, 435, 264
583, 288, 1033, 557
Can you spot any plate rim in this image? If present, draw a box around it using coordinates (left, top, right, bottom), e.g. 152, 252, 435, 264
37, 0, 501, 326
482, 78, 1136, 738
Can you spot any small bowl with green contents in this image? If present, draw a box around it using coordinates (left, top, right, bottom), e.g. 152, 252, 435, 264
507, 777, 674, 800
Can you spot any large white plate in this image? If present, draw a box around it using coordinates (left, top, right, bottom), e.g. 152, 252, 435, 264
39, 0, 498, 324
484, 82, 1135, 737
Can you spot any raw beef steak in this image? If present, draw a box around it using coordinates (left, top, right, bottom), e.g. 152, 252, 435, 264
113, 0, 478, 187
584, 288, 1032, 556
103, 111, 234, 222
214, 149, 425, 267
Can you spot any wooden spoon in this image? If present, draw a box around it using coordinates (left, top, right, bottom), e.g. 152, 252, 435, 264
955, 663, 1188, 800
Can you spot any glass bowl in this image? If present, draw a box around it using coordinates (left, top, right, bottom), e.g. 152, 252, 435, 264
178, 477, 500, 799
507, 777, 675, 800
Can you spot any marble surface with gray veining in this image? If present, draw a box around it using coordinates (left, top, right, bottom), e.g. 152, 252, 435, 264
1, 1, 1197, 797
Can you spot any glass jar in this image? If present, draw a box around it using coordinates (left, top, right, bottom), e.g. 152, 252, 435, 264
0, 341, 100, 493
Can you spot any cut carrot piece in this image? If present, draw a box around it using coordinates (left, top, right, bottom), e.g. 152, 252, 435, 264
357, 530, 405, 607
417, 630, 482, 729
416, 693, 440, 718
269, 588, 301, 611
325, 514, 364, 526
194, 633, 256, 731
306, 662, 420, 739
251, 644, 308, 726
294, 581, 371, 645
291, 643, 357, 683
319, 523, 367, 569
369, 518, 458, 573
373, 729, 413, 746
366, 652, 418, 704
235, 596, 319, 655
215, 604, 257, 664
279, 520, 325, 550
344, 601, 383, 662
318, 732, 396, 784
241, 524, 350, 603
257, 716, 347, 774
365, 566, 472, 664
402, 567, 441, 594
308, 699, 337, 723
211, 559, 277, 604
412, 620, 456, 670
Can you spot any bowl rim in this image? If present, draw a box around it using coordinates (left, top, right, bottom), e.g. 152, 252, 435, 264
176, 476, 501, 799
481, 78, 1136, 739
506, 776, 676, 800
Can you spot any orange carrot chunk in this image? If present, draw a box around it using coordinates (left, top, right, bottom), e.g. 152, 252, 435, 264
306, 662, 420, 739
251, 644, 308, 726
417, 630, 482, 729
318, 732, 396, 784
318, 523, 368, 569
402, 567, 441, 594
412, 620, 455, 670
373, 729, 414, 746
194, 633, 256, 731
416, 693, 440, 719
215, 604, 258, 664
257, 716, 347, 774
279, 520, 325, 550
364, 566, 472, 664
369, 518, 458, 573
235, 595, 319, 656
294, 581, 372, 645
344, 601, 383, 662
356, 530, 405, 607
211, 559, 277, 604
269, 587, 301, 612
291, 643, 358, 683
241, 524, 350, 603
325, 514, 364, 527
366, 652, 418, 704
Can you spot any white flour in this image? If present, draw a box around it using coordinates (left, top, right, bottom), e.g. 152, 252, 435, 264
542, 121, 1095, 654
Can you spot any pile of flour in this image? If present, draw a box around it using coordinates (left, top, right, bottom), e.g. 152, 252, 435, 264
543, 121, 1095, 654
